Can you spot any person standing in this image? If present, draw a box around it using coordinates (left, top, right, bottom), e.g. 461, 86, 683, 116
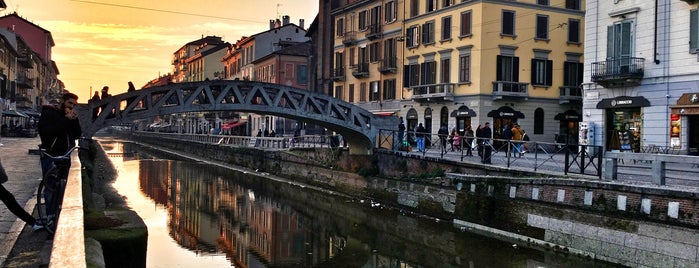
437, 124, 449, 154
397, 117, 406, 149
475, 124, 483, 157
464, 125, 474, 156
415, 123, 426, 152
0, 158, 43, 230
511, 123, 524, 157
479, 122, 493, 164
502, 123, 513, 157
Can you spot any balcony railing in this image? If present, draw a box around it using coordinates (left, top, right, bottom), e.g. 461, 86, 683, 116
351, 62, 370, 78
378, 57, 397, 73
342, 31, 357, 46
559, 86, 583, 104
331, 67, 345, 81
17, 56, 33, 68
410, 83, 455, 102
591, 57, 645, 88
492, 81, 529, 100
366, 24, 382, 40
16, 75, 34, 89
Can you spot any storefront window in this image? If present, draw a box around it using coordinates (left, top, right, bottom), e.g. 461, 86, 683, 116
606, 108, 641, 152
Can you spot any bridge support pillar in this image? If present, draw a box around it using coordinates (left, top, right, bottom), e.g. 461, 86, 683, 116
604, 158, 618, 180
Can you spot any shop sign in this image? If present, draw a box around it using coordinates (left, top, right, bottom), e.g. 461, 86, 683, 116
670, 114, 681, 147
500, 112, 514, 117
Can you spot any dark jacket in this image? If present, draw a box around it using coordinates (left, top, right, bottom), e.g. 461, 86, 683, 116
38, 105, 82, 156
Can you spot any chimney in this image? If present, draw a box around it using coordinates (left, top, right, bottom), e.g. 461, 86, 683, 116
299, 19, 305, 29
269, 19, 275, 30
282, 15, 290, 25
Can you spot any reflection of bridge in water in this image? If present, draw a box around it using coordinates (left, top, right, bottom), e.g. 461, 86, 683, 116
75, 80, 398, 154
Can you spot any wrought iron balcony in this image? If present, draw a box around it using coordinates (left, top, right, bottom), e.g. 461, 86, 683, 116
378, 57, 397, 73
342, 31, 357, 46
366, 24, 382, 40
559, 86, 583, 104
591, 57, 645, 88
331, 67, 345, 81
16, 75, 34, 89
351, 62, 370, 78
410, 83, 455, 102
492, 81, 529, 100
17, 56, 33, 68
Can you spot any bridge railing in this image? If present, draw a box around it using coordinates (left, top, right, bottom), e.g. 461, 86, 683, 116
131, 131, 343, 150
377, 129, 603, 178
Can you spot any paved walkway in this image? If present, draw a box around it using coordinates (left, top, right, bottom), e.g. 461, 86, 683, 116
0, 137, 43, 267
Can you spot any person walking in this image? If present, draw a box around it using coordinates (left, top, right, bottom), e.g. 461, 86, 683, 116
1, 157, 43, 230
437, 124, 449, 154
479, 122, 493, 164
511, 123, 524, 157
502, 123, 513, 157
464, 125, 474, 156
475, 124, 483, 157
415, 123, 426, 152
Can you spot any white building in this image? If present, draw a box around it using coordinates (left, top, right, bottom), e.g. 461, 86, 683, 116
582, 0, 699, 155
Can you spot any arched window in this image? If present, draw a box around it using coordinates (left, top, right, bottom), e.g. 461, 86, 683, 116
440, 107, 449, 127
424, 108, 433, 134
534, 108, 544, 134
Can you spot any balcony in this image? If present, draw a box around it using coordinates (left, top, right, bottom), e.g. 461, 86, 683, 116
378, 57, 397, 73
17, 56, 33, 68
16, 75, 34, 89
591, 57, 645, 88
559, 86, 583, 104
410, 83, 455, 103
492, 81, 529, 100
342, 31, 358, 46
351, 62, 370, 78
331, 67, 345, 81
366, 24, 382, 40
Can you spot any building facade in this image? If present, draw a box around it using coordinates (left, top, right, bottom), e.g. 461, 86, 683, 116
582, 0, 699, 155
328, 0, 585, 145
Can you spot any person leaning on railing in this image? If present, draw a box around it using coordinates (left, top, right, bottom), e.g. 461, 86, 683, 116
38, 92, 82, 176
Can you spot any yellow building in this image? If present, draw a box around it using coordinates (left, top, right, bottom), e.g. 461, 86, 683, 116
332, 0, 584, 143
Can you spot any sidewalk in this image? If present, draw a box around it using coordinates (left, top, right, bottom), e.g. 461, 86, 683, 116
0, 137, 43, 267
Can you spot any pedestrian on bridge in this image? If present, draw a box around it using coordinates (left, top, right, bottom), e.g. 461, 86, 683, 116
479, 122, 493, 164
415, 123, 427, 152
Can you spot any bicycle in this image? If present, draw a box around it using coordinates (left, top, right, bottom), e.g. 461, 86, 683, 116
36, 146, 80, 234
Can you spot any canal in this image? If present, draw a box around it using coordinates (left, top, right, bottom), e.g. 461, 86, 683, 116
101, 139, 622, 267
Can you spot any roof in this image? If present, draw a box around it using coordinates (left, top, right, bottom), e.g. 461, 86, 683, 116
237, 23, 307, 46
0, 12, 54, 47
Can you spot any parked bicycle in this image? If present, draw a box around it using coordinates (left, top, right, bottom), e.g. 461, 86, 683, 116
36, 146, 80, 234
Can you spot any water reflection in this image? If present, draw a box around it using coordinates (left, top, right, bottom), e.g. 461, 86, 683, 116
104, 140, 621, 268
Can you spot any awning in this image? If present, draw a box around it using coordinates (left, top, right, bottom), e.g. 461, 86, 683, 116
487, 106, 525, 119
17, 108, 40, 117
554, 110, 582, 122
450, 105, 477, 117
2, 110, 28, 118
371, 110, 397, 117
222, 120, 247, 130
596, 96, 650, 109
406, 108, 418, 120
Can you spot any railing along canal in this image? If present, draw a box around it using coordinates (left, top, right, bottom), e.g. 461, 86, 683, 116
133, 131, 342, 149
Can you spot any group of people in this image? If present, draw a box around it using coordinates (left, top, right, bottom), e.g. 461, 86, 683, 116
1, 92, 81, 231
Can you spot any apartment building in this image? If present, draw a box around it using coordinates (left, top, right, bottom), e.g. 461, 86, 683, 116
582, 0, 699, 155
329, 0, 584, 144
171, 36, 226, 83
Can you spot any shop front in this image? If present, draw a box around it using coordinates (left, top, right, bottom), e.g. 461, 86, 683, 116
554, 110, 582, 145
487, 106, 525, 146
406, 108, 418, 145
596, 96, 650, 152
670, 93, 699, 155
450, 105, 477, 135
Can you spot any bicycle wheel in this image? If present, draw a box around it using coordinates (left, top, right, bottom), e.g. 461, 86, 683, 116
36, 170, 60, 234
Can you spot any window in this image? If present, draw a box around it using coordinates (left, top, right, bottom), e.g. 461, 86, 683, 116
565, 0, 580, 10
403, 63, 420, 87
459, 55, 470, 83
297, 65, 308, 84
568, 19, 581, 43
360, 82, 367, 102
607, 21, 634, 60
410, 0, 419, 17
534, 108, 544, 134
370, 81, 380, 101
336, 18, 344, 37
531, 59, 552, 86
421, 61, 437, 85
348, 84, 355, 102
385, 1, 397, 23
369, 6, 381, 29
422, 21, 435, 45
349, 47, 356, 67
383, 79, 396, 100
563, 61, 583, 87
426, 0, 437, 12
384, 38, 397, 64
335, 85, 343, 100
536, 15, 549, 40
443, 0, 453, 8
537, 0, 548, 5
460, 11, 472, 37
502, 10, 515, 36
285, 63, 294, 79
359, 10, 368, 31
442, 16, 452, 41
691, 9, 699, 53
406, 25, 420, 48
496, 55, 519, 82
440, 58, 450, 83
369, 42, 381, 62
334, 52, 343, 69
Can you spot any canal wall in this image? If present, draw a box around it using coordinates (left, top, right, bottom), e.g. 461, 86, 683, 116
124, 133, 699, 267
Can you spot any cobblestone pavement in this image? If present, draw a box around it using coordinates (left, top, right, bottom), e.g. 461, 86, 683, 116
0, 137, 45, 267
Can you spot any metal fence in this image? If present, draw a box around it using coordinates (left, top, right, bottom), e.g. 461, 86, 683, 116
133, 131, 341, 150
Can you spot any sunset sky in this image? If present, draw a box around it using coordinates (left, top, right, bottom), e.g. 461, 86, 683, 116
2, 0, 318, 102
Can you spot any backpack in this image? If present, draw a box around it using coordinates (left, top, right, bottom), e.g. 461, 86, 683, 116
522, 133, 530, 141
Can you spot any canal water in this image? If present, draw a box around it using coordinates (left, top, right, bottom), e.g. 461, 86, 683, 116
102, 140, 622, 268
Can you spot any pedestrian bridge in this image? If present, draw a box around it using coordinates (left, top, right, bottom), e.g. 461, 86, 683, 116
74, 80, 398, 155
